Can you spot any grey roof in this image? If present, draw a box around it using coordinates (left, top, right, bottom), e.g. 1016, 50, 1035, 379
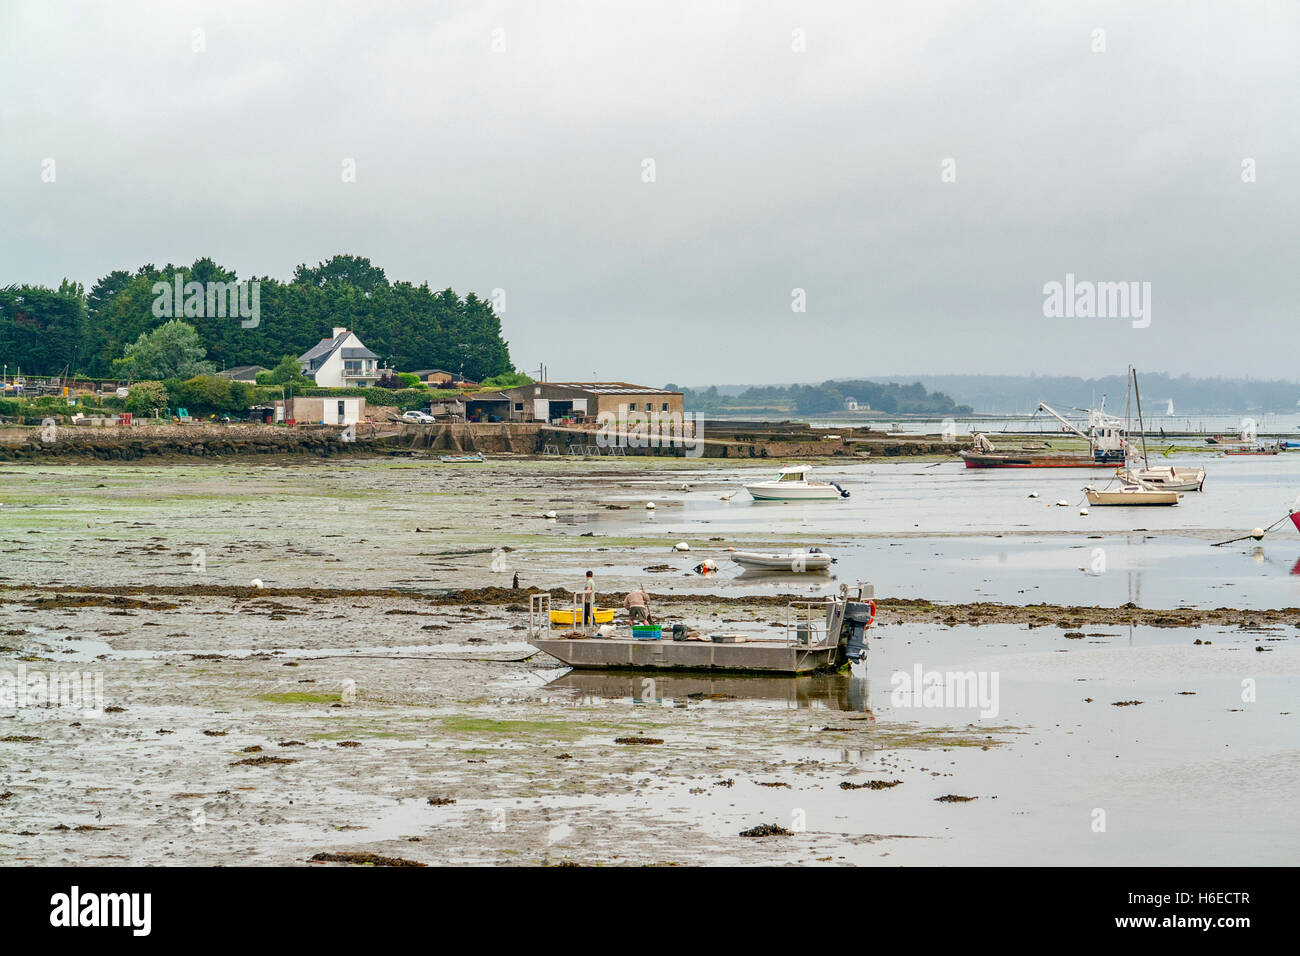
299, 336, 341, 363
298, 331, 376, 369
218, 365, 268, 379
537, 382, 681, 395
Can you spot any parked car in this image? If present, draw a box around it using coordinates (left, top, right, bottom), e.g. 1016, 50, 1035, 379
402, 410, 436, 423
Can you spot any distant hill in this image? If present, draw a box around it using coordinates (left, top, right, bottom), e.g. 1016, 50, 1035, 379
669, 380, 972, 416
680, 374, 1300, 416
892, 374, 1300, 415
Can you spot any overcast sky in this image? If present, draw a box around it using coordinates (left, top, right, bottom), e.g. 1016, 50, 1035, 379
2, 1, 1296, 384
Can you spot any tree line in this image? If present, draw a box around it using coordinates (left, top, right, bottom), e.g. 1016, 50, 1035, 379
673, 379, 973, 415
0, 254, 515, 381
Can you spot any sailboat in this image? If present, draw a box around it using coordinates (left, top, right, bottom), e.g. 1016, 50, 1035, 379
1084, 481, 1180, 506
1122, 368, 1205, 491
1086, 367, 1184, 505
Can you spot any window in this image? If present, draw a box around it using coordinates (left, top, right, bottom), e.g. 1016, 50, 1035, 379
661, 402, 669, 411
628, 402, 637, 411
514, 403, 523, 412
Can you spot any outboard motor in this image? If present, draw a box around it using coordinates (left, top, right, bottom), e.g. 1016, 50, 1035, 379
830, 482, 850, 498
836, 583, 876, 664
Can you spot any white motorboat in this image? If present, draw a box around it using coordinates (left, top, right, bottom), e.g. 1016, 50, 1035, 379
730, 549, 832, 572
1125, 465, 1205, 491
744, 465, 848, 501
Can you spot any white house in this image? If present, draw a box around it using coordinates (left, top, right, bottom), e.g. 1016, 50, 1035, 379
298, 328, 381, 387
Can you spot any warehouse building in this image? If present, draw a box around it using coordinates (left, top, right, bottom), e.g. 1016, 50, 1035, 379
465, 382, 684, 424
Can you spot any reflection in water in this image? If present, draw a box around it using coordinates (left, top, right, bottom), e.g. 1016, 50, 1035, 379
546, 670, 874, 712
732, 569, 839, 591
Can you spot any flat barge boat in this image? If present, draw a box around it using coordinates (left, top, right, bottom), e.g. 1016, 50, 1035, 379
527, 584, 876, 675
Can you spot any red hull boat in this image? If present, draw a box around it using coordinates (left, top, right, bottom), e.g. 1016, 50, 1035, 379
960, 453, 1109, 469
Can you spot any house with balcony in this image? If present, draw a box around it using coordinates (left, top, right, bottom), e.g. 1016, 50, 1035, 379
298, 328, 381, 387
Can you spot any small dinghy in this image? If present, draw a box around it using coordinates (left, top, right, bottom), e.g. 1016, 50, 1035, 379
439, 453, 485, 463
729, 548, 832, 572
549, 607, 616, 625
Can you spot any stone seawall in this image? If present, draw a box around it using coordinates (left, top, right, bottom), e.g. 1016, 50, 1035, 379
0, 421, 968, 462
0, 423, 393, 461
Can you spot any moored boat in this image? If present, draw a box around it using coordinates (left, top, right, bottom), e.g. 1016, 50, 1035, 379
744, 465, 848, 500
1126, 465, 1205, 491
961, 449, 1107, 468
730, 549, 831, 572
961, 400, 1127, 469
1222, 445, 1280, 456
526, 583, 877, 674
1084, 481, 1180, 506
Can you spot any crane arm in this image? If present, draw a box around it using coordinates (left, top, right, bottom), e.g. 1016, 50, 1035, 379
1035, 402, 1090, 440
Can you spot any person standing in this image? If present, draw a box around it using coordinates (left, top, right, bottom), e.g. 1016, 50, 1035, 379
582, 570, 595, 625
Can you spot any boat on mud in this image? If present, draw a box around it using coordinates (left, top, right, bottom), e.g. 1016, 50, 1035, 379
1084, 480, 1180, 506
1221, 444, 1280, 456
526, 583, 876, 674
1118, 368, 1205, 491
439, 453, 485, 463
744, 464, 848, 500
729, 548, 831, 572
1126, 464, 1205, 491
961, 400, 1128, 468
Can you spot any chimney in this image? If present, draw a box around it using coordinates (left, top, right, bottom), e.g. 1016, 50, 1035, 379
332, 327, 347, 339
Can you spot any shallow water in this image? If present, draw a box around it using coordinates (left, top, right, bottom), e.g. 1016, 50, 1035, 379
6, 454, 1300, 612
541, 622, 1300, 864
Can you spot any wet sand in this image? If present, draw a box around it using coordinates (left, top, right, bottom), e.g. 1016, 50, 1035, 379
2, 456, 1297, 865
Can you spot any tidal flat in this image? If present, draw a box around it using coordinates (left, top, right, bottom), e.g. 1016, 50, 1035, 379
1, 455, 1297, 865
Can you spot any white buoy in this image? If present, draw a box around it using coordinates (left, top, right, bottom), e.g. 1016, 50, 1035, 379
1056, 499, 1069, 507
544, 510, 557, 519
721, 492, 733, 501
1080, 509, 1089, 516
673, 542, 690, 552
645, 502, 656, 510
1028, 492, 1039, 499
250, 578, 264, 588
679, 483, 690, 491
1251, 527, 1265, 540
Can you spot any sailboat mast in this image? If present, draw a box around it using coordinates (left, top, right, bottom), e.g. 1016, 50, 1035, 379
1124, 367, 1132, 466
1133, 367, 1149, 468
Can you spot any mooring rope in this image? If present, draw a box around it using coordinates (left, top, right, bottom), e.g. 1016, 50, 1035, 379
1211, 512, 1292, 547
